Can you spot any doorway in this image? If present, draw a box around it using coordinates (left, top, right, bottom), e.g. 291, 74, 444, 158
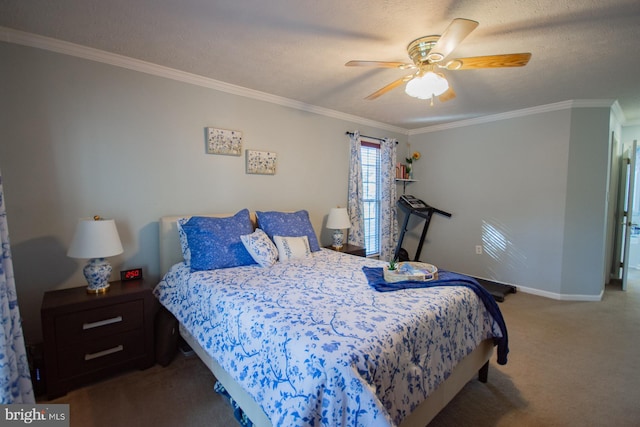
626, 144, 640, 284
612, 138, 640, 290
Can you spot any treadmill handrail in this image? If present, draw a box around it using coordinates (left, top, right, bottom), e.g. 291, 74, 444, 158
394, 200, 451, 261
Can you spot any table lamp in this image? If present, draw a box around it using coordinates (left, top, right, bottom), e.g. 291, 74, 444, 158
67, 216, 123, 294
326, 207, 351, 249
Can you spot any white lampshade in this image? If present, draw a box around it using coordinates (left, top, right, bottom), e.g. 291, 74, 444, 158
327, 208, 351, 249
68, 218, 123, 259
326, 208, 351, 230
405, 71, 449, 99
68, 217, 123, 294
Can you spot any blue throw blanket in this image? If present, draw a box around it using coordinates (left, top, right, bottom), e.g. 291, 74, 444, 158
362, 267, 509, 365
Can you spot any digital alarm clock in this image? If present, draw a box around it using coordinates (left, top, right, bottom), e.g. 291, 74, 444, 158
120, 268, 143, 281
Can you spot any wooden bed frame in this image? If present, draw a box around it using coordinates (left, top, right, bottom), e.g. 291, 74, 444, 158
158, 214, 494, 427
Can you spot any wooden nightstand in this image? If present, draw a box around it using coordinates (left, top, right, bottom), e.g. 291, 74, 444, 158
41, 279, 158, 399
324, 243, 366, 257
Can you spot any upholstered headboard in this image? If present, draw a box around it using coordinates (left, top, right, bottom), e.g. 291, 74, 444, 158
159, 212, 258, 275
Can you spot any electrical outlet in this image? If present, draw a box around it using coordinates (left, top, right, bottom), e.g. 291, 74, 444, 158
475, 245, 483, 255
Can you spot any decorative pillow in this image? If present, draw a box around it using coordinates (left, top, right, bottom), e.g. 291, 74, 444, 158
256, 210, 320, 252
176, 218, 192, 264
240, 228, 278, 267
180, 209, 256, 271
273, 235, 311, 261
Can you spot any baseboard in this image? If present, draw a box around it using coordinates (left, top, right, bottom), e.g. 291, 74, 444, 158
471, 274, 603, 302
515, 284, 603, 301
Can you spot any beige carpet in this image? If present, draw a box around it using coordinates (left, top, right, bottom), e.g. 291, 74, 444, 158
430, 281, 640, 427
42, 281, 640, 427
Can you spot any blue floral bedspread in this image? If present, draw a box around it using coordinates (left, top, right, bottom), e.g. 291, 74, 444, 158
154, 250, 504, 427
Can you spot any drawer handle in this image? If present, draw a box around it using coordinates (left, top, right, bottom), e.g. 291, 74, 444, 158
85, 345, 124, 361
82, 316, 123, 330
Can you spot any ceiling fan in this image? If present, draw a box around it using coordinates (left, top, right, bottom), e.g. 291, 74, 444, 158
346, 18, 531, 104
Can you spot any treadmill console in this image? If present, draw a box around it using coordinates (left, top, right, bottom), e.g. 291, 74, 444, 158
399, 195, 429, 211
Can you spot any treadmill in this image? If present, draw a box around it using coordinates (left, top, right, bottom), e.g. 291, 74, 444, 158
394, 195, 515, 301
394, 195, 451, 262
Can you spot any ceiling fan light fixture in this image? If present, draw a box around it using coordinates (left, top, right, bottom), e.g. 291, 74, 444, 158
347, 19, 530, 101
405, 71, 449, 99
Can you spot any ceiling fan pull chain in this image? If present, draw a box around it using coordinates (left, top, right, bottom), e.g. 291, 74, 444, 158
430, 95, 434, 107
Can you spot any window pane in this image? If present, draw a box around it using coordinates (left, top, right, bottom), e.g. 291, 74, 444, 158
361, 143, 380, 256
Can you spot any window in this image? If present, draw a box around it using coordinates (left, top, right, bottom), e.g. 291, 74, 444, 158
361, 140, 381, 256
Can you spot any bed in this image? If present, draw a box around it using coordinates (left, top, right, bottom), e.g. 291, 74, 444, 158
154, 210, 507, 427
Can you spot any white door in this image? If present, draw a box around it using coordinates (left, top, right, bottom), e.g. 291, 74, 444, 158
621, 140, 638, 290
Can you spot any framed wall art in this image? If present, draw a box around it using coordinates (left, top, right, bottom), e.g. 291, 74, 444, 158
206, 127, 242, 156
246, 150, 277, 175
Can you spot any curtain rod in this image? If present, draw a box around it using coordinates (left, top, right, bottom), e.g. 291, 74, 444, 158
345, 132, 398, 144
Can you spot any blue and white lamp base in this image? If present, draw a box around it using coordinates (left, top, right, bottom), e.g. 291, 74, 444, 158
332, 229, 344, 249
83, 258, 112, 294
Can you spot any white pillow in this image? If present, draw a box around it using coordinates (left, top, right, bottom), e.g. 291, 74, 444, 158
273, 235, 311, 261
240, 228, 278, 267
176, 218, 191, 264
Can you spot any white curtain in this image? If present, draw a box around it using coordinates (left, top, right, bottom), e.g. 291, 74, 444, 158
0, 171, 35, 403
379, 138, 399, 261
347, 132, 365, 247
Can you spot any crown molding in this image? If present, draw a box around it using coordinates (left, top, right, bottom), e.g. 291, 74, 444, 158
0, 26, 408, 136
2, 26, 625, 136
610, 100, 628, 125
408, 100, 618, 135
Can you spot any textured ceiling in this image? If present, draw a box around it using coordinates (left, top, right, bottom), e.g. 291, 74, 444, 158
1, 0, 640, 130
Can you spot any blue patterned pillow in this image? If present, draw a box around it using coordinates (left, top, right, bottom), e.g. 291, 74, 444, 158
273, 235, 311, 261
240, 228, 278, 267
181, 210, 256, 271
256, 210, 320, 252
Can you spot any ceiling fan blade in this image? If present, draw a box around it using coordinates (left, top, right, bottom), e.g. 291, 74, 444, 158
346, 60, 415, 69
438, 86, 456, 102
365, 75, 414, 100
444, 53, 532, 70
427, 18, 479, 62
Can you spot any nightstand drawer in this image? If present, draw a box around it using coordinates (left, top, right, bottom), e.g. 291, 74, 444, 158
57, 329, 145, 378
41, 280, 158, 399
55, 300, 144, 346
